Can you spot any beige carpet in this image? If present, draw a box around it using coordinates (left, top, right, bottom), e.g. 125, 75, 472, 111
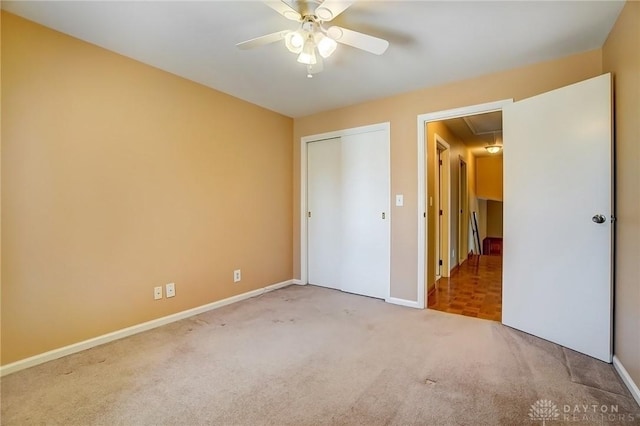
2, 285, 639, 425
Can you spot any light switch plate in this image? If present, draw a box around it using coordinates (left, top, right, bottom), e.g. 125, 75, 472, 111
395, 194, 404, 207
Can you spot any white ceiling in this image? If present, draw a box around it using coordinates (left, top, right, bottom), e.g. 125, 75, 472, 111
3, 1, 625, 118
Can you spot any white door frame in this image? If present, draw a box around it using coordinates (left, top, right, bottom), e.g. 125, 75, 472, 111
300, 122, 391, 295
434, 135, 451, 278
458, 156, 469, 265
417, 100, 512, 308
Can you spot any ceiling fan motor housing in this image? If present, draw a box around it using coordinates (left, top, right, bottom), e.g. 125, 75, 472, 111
301, 17, 319, 33
289, 0, 323, 18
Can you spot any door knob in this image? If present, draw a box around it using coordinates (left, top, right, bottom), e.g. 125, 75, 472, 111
592, 214, 606, 224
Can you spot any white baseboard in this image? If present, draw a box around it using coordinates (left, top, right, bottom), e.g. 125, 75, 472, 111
613, 355, 640, 407
292, 279, 305, 285
386, 297, 422, 309
0, 279, 295, 377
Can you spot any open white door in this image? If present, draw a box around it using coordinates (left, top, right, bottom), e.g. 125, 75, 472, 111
502, 74, 612, 362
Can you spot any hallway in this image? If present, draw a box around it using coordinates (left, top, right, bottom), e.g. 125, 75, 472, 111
428, 255, 502, 321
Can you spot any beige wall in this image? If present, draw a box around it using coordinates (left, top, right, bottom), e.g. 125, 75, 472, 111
486, 201, 503, 238
476, 155, 503, 201
1, 13, 294, 365
603, 1, 640, 389
294, 49, 602, 302
0, 12, 3, 355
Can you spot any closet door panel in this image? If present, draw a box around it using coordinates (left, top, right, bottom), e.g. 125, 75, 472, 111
340, 131, 390, 299
307, 138, 342, 290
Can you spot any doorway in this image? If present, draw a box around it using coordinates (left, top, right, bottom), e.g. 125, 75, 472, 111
416, 99, 511, 310
426, 113, 504, 321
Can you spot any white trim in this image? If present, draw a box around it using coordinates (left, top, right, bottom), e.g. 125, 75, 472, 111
300, 122, 391, 301
0, 279, 295, 377
458, 156, 469, 265
613, 355, 640, 407
292, 279, 306, 285
417, 99, 513, 309
434, 134, 452, 277
385, 297, 422, 309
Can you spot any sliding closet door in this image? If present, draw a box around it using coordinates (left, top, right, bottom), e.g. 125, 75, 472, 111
307, 138, 341, 290
306, 129, 390, 299
340, 131, 389, 299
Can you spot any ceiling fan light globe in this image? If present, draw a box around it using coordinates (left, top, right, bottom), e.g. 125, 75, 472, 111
285, 31, 305, 53
317, 35, 337, 58
297, 37, 317, 65
297, 50, 317, 65
485, 145, 502, 154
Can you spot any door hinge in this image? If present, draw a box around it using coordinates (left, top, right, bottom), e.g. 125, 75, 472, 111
308, 211, 312, 218
439, 209, 443, 216
382, 212, 386, 219
439, 160, 443, 166
439, 259, 443, 266
423, 212, 426, 218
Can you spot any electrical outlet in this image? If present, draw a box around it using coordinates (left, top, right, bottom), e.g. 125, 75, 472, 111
154, 286, 163, 300
166, 282, 175, 298
233, 269, 241, 283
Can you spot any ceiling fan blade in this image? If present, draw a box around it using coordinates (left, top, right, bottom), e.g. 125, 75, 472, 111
327, 26, 389, 55
263, 1, 302, 21
315, 1, 355, 21
236, 30, 290, 50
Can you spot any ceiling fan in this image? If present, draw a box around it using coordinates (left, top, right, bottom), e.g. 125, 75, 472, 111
236, 0, 389, 77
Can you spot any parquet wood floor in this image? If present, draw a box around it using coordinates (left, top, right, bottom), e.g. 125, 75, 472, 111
428, 255, 502, 322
